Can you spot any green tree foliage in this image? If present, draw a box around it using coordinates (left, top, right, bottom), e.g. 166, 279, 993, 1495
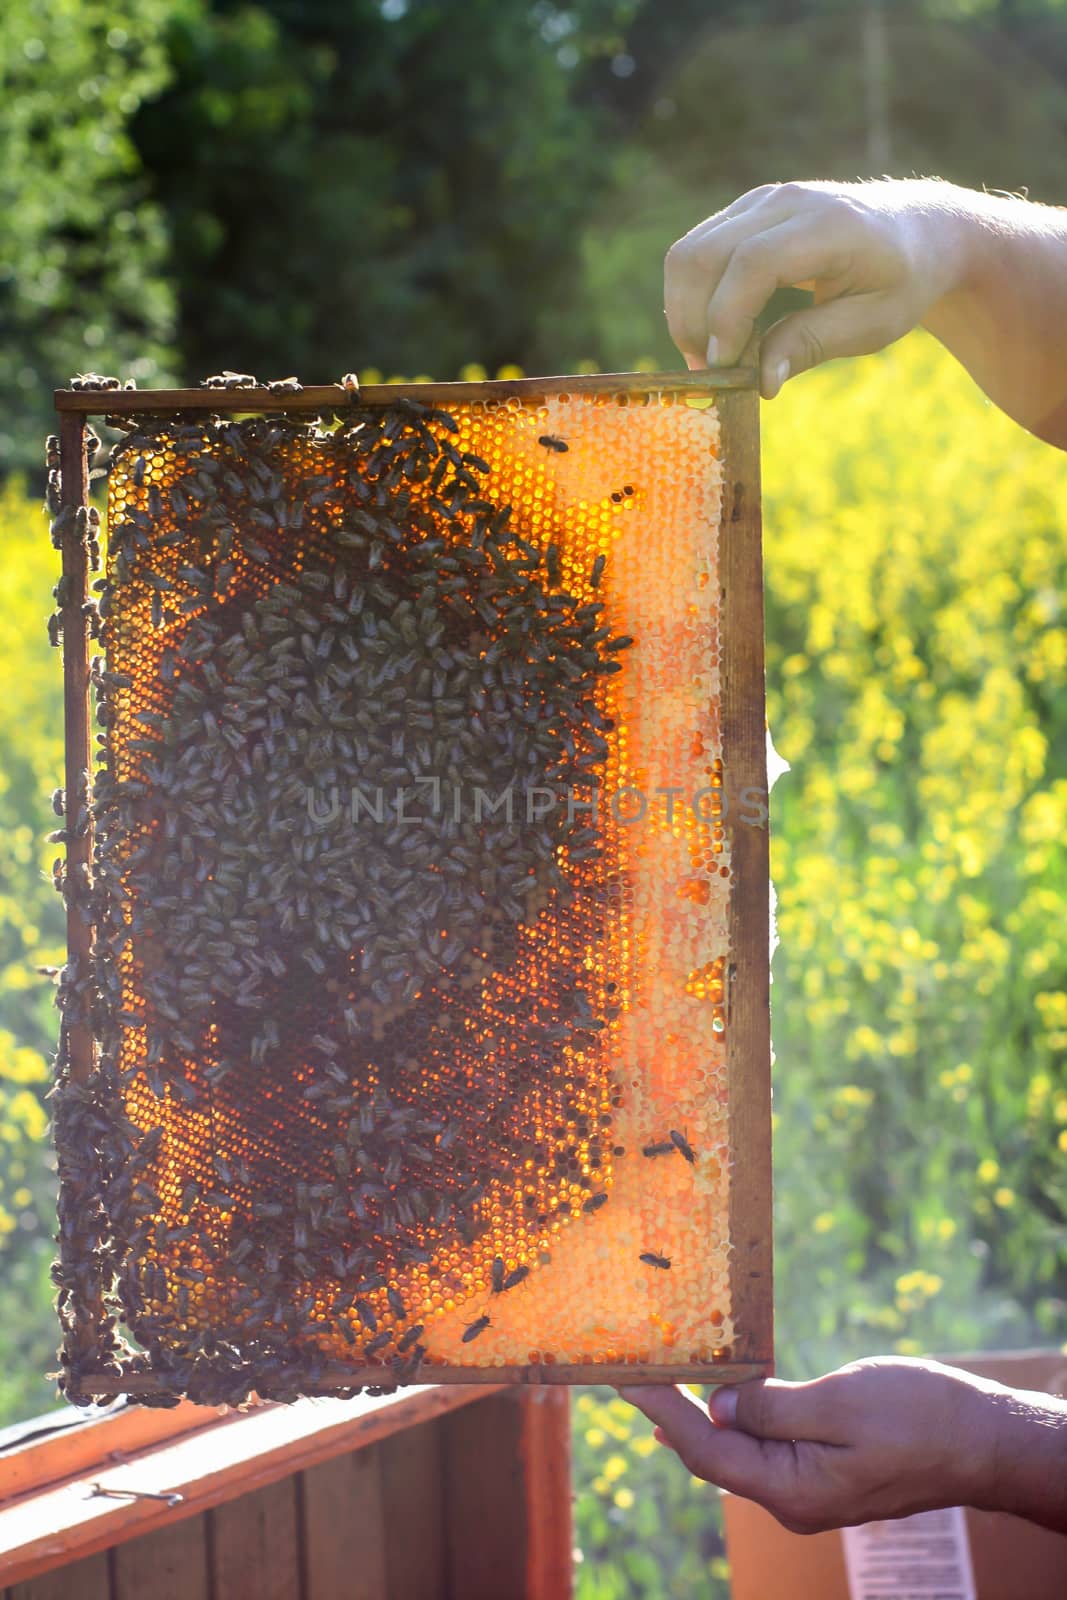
131, 0, 635, 385
0, 0, 182, 476
577, 2, 1067, 370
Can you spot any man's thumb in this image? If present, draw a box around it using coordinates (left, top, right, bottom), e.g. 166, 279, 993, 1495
760, 292, 903, 397
709, 1376, 838, 1443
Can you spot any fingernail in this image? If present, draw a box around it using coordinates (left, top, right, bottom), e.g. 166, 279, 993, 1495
617, 1386, 643, 1404
772, 357, 790, 396
709, 1387, 738, 1428
705, 334, 719, 367
684, 354, 702, 372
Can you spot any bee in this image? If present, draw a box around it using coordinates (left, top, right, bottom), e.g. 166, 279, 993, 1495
397, 1322, 424, 1352
590, 554, 606, 589
201, 371, 257, 390
643, 1141, 675, 1158
266, 377, 302, 394
364, 1329, 392, 1356
386, 1286, 405, 1317
341, 373, 360, 394
538, 435, 568, 453
502, 1265, 529, 1291
461, 1314, 490, 1343
491, 1255, 505, 1293
639, 1252, 671, 1270
670, 1129, 696, 1164
354, 1299, 377, 1333
582, 1192, 608, 1214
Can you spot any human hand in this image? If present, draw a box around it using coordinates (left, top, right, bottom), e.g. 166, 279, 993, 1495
618, 1356, 1010, 1534
664, 178, 971, 398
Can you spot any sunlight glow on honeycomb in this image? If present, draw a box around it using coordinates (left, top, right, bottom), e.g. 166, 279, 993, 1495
97, 385, 732, 1383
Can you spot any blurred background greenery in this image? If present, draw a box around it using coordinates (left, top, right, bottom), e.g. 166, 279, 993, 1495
1, 1, 1066, 1594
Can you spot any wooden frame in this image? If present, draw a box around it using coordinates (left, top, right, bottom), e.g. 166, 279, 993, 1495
51, 371, 772, 1397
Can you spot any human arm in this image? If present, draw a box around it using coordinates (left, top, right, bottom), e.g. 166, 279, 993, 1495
664, 177, 1067, 449
619, 1355, 1067, 1534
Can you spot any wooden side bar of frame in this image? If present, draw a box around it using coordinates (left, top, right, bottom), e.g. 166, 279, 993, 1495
58, 413, 95, 1088
718, 387, 774, 1374
52, 370, 773, 1395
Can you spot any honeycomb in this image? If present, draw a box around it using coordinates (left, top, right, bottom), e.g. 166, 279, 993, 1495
56, 381, 742, 1402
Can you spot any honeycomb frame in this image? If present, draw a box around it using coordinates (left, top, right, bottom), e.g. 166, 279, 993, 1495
49, 371, 771, 1404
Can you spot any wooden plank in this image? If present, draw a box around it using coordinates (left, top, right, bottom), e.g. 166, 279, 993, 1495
718, 386, 774, 1370
379, 1417, 446, 1600
77, 1358, 770, 1399
440, 1390, 572, 1599
441, 1394, 527, 1599
208, 1476, 300, 1600
519, 1390, 573, 1600
301, 1446, 387, 1600
111, 1515, 209, 1600
0, 1402, 228, 1505
53, 369, 758, 415
0, 1385, 497, 1588
7, 1551, 110, 1600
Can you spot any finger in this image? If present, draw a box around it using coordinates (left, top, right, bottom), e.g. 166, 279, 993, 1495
705, 216, 856, 367
676, 183, 784, 251
711, 1376, 851, 1445
618, 1385, 810, 1501
758, 290, 907, 398
665, 188, 790, 367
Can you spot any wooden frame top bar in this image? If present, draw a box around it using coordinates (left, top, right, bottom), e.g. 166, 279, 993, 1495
54, 368, 758, 415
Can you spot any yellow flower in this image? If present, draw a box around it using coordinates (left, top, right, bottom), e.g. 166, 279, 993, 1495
613, 1486, 635, 1510
813, 1212, 836, 1234
977, 1158, 999, 1184
993, 1187, 1016, 1209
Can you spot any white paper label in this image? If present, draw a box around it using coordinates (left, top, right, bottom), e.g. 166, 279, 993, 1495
841, 1506, 978, 1600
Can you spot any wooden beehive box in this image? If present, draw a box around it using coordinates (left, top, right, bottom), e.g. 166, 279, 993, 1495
47, 370, 772, 1404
